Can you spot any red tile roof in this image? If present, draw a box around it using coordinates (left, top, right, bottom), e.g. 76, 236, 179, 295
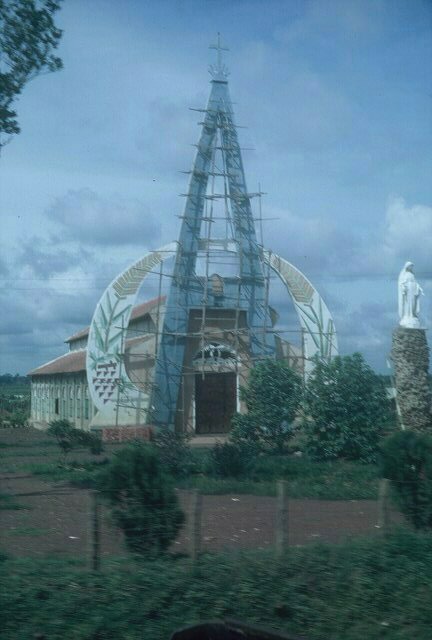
64, 296, 165, 343
29, 350, 86, 376
30, 296, 165, 377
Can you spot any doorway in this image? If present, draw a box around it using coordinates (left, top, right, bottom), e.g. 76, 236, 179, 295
195, 371, 237, 434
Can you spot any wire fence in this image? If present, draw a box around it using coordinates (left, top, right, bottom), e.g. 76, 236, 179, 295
0, 478, 409, 571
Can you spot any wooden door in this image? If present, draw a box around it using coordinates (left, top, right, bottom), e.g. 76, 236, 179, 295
195, 372, 237, 434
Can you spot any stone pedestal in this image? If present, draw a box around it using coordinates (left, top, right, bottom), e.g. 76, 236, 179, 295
391, 327, 432, 431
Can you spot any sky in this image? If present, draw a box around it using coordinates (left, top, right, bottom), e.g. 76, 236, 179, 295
1, 0, 431, 375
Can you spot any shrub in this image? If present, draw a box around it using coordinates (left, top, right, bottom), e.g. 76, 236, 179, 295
209, 441, 257, 478
47, 419, 103, 464
151, 428, 193, 477
231, 359, 303, 453
381, 430, 432, 529
303, 353, 391, 463
98, 443, 184, 554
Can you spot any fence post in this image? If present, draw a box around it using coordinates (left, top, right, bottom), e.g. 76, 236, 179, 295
377, 478, 390, 534
189, 489, 202, 564
275, 479, 289, 558
91, 490, 100, 571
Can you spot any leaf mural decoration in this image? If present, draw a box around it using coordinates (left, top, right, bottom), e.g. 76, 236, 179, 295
296, 303, 318, 325
86, 244, 177, 419
113, 253, 162, 298
263, 250, 338, 373
300, 314, 320, 349
107, 332, 124, 349
270, 254, 314, 305
99, 303, 109, 330
93, 323, 105, 353
112, 305, 131, 325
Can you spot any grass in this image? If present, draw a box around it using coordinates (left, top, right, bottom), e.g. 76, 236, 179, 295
177, 476, 278, 496
4, 526, 48, 537
27, 459, 110, 488
2, 427, 380, 500
178, 456, 380, 500
1, 529, 431, 639
0, 447, 60, 458
24, 455, 379, 499
1, 450, 380, 501
0, 493, 27, 511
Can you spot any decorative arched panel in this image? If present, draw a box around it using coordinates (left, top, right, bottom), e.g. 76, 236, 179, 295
86, 243, 176, 427
263, 250, 338, 374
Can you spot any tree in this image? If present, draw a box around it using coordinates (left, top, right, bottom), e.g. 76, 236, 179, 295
231, 359, 303, 453
47, 419, 103, 465
0, 0, 63, 144
151, 428, 194, 478
381, 430, 432, 530
98, 444, 185, 555
303, 353, 391, 462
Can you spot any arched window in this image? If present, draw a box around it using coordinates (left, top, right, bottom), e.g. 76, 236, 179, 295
62, 386, 67, 418
84, 388, 90, 420
54, 386, 60, 416
76, 387, 81, 419
41, 385, 46, 419
69, 387, 74, 418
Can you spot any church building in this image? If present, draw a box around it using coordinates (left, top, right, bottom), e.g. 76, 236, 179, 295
30, 39, 337, 440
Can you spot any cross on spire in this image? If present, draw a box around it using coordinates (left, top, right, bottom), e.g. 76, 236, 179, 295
209, 32, 230, 81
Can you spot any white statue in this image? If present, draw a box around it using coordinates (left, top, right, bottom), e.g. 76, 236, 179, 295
398, 262, 424, 329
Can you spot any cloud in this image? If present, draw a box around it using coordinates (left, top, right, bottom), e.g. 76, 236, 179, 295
263, 205, 360, 278
274, 0, 388, 48
383, 197, 432, 276
18, 239, 92, 278
334, 300, 396, 369
0, 255, 9, 277
46, 189, 162, 247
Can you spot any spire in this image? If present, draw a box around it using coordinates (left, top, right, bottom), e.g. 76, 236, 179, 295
150, 38, 275, 428
209, 32, 230, 82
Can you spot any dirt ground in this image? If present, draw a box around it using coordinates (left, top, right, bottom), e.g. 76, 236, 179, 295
0, 428, 402, 561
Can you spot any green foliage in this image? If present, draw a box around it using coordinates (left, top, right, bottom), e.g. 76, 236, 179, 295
303, 353, 391, 463
209, 441, 257, 478
179, 457, 379, 500
98, 444, 184, 554
0, 492, 26, 510
231, 359, 303, 453
381, 430, 432, 530
151, 428, 194, 477
2, 531, 432, 639
0, 379, 30, 427
0, 0, 63, 141
47, 419, 103, 464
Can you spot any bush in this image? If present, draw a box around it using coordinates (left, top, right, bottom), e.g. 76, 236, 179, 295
151, 428, 193, 477
47, 419, 103, 464
98, 443, 184, 554
303, 353, 390, 463
209, 441, 257, 478
231, 359, 303, 453
381, 430, 432, 529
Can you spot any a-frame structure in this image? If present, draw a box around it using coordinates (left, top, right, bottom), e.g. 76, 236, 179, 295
150, 36, 275, 428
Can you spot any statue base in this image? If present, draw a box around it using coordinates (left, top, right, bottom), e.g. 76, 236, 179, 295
391, 327, 432, 432
399, 317, 421, 329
